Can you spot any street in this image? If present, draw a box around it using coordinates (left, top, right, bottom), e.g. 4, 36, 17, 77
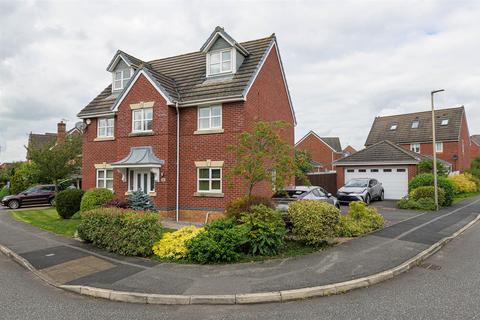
1, 218, 480, 320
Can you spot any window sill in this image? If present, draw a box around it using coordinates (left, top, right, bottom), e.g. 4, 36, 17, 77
94, 137, 115, 141
129, 131, 154, 137
194, 192, 224, 198
194, 128, 224, 135
125, 191, 157, 197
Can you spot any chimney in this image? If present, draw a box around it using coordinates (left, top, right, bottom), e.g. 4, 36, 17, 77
57, 121, 66, 143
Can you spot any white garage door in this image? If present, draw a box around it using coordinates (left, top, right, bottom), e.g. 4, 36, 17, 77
344, 167, 408, 200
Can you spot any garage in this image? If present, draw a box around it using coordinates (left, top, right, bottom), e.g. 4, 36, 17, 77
333, 140, 424, 200
344, 167, 408, 200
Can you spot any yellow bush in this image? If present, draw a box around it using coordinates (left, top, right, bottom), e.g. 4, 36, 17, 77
448, 174, 477, 194
152, 226, 203, 260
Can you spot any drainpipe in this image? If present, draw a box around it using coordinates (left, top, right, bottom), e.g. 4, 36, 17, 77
175, 102, 180, 222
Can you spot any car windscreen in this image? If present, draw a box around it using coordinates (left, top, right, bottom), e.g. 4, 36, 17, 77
345, 179, 368, 188
273, 190, 306, 199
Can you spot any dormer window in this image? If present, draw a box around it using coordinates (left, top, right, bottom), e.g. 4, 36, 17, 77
113, 69, 133, 91
441, 119, 449, 126
208, 49, 232, 76
411, 120, 419, 128
390, 123, 398, 130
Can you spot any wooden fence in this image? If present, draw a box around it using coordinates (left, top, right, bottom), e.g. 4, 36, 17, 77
296, 172, 337, 194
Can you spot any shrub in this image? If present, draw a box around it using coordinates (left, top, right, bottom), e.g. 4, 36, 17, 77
410, 186, 446, 207
128, 191, 157, 211
80, 188, 114, 213
224, 195, 274, 221
77, 207, 162, 256
408, 173, 456, 206
287, 200, 340, 246
448, 174, 477, 194
397, 197, 436, 211
0, 186, 9, 200
464, 172, 480, 190
240, 205, 286, 256
10, 171, 29, 195
55, 189, 84, 219
418, 159, 448, 176
337, 201, 384, 237
152, 226, 203, 260
104, 198, 130, 209
186, 218, 249, 264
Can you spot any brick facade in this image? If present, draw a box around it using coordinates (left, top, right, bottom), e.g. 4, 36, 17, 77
82, 47, 294, 222
296, 134, 342, 171
471, 140, 480, 161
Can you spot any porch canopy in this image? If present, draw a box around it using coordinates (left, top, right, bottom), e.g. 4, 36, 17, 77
111, 146, 165, 183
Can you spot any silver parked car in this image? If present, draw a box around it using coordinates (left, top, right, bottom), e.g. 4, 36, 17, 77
272, 186, 341, 212
336, 178, 384, 205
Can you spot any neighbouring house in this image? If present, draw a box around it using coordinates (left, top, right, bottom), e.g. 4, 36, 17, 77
77, 27, 295, 222
26, 121, 83, 187
333, 140, 425, 199
295, 131, 343, 172
471, 135, 480, 160
342, 145, 357, 157
365, 106, 471, 173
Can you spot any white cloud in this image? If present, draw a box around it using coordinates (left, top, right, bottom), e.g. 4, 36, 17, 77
1, 0, 479, 161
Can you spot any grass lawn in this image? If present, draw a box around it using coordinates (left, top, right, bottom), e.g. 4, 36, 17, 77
10, 208, 81, 237
453, 191, 480, 205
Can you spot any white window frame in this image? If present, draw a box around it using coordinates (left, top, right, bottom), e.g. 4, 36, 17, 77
390, 123, 398, 130
112, 69, 133, 91
197, 105, 222, 130
410, 143, 421, 153
440, 119, 449, 126
128, 169, 155, 193
206, 48, 234, 76
435, 142, 443, 153
96, 169, 113, 191
132, 108, 153, 133
197, 167, 222, 193
97, 118, 114, 138
411, 120, 419, 129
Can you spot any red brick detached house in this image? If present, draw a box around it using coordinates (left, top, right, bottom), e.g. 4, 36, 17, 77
295, 131, 343, 172
471, 135, 480, 160
77, 27, 295, 222
364, 106, 471, 173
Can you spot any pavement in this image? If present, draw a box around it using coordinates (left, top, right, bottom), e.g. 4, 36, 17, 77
0, 196, 479, 300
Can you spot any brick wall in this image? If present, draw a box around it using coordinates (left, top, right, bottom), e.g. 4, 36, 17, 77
296, 134, 340, 171
471, 141, 480, 161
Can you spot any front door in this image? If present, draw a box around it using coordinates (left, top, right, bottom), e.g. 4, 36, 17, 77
129, 169, 155, 194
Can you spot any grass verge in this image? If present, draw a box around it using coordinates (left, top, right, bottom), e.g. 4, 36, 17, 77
453, 191, 480, 205
10, 208, 81, 237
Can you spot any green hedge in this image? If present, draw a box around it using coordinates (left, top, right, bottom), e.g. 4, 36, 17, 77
410, 186, 446, 207
287, 200, 340, 246
224, 195, 274, 221
80, 188, 114, 213
56, 189, 84, 219
337, 201, 384, 237
77, 208, 163, 256
398, 197, 436, 211
408, 173, 456, 206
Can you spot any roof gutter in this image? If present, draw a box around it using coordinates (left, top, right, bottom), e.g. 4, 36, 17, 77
178, 95, 245, 107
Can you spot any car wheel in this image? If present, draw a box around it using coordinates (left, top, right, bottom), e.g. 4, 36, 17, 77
8, 200, 20, 209
49, 198, 56, 206
364, 194, 371, 205
380, 191, 384, 201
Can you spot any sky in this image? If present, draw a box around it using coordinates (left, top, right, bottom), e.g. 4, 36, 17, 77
1, 0, 479, 162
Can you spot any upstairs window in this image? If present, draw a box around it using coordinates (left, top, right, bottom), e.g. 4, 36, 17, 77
97, 118, 114, 138
198, 105, 222, 130
411, 120, 419, 129
410, 143, 420, 153
113, 69, 133, 91
440, 119, 449, 126
436, 142, 443, 153
208, 49, 232, 76
132, 108, 153, 133
390, 123, 398, 130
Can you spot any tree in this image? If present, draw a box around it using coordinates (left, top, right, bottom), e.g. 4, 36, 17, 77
9, 162, 42, 194
295, 149, 313, 175
227, 121, 296, 197
418, 159, 448, 177
471, 156, 480, 178
27, 135, 82, 191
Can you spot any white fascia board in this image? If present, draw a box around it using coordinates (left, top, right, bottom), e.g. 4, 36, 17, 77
107, 53, 132, 72
178, 95, 245, 107
243, 40, 296, 126
333, 161, 419, 166
77, 112, 116, 119
111, 69, 174, 112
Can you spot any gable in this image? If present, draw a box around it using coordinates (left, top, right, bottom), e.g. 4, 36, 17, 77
113, 59, 130, 71
296, 131, 341, 152
210, 37, 231, 51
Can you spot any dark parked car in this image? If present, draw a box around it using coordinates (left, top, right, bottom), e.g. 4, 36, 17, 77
272, 186, 341, 212
1, 185, 57, 209
337, 178, 384, 205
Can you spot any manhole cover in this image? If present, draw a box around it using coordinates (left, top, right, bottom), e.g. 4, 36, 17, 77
419, 263, 441, 271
